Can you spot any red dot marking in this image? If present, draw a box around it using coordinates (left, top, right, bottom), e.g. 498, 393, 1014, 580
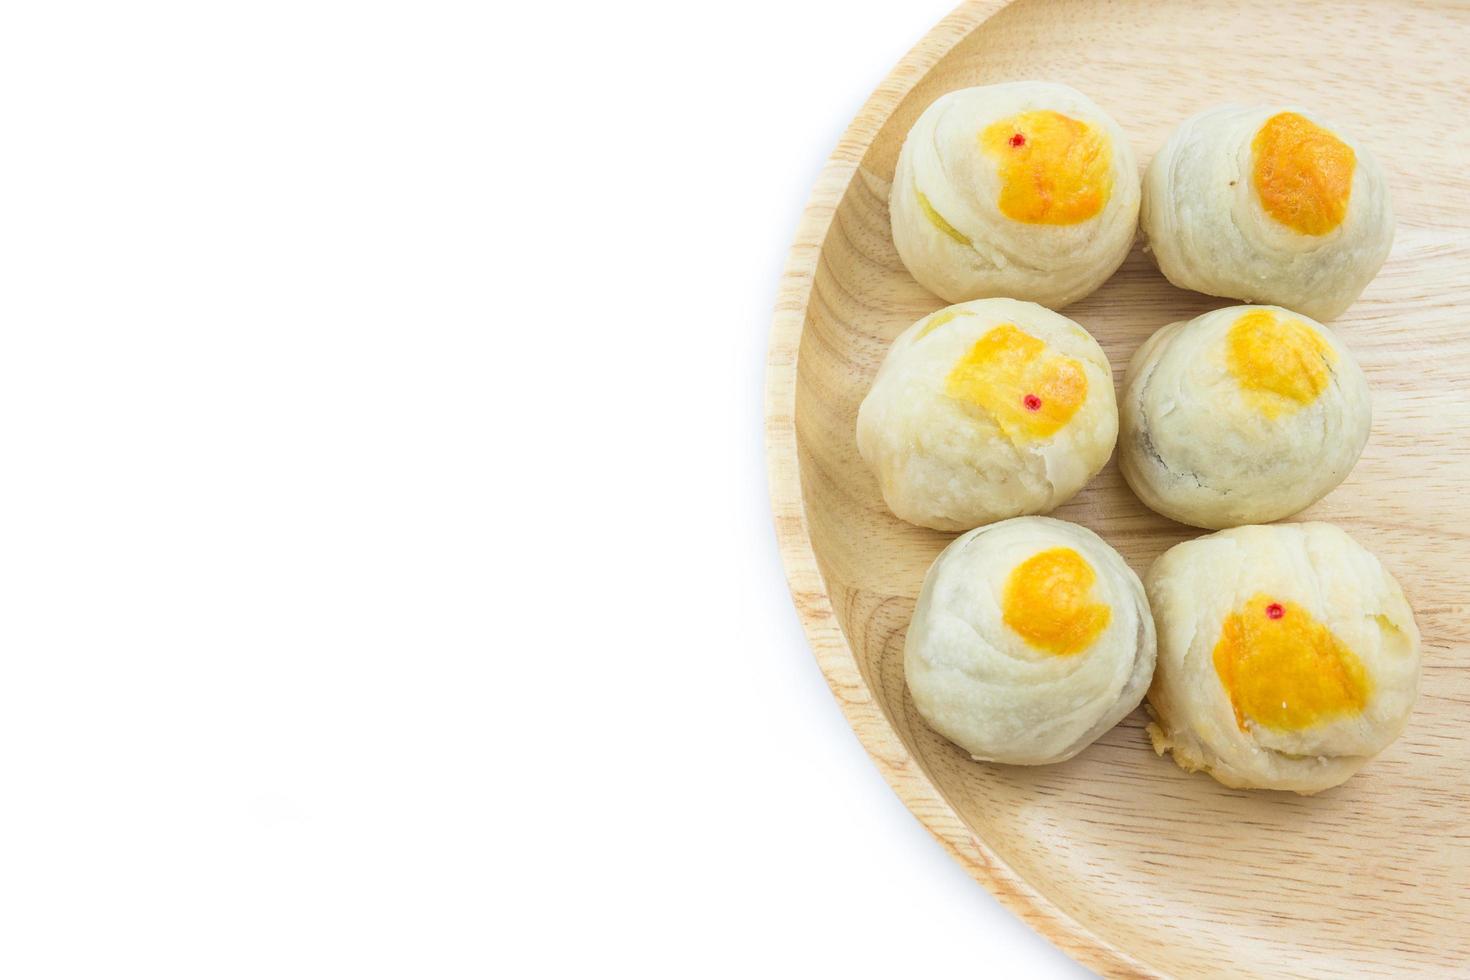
1022, 393, 1042, 411
1009, 132, 1026, 148
1266, 602, 1284, 620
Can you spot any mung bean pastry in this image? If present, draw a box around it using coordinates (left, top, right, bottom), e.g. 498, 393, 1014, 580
1145, 523, 1420, 794
890, 81, 1140, 308
906, 517, 1156, 765
857, 298, 1117, 531
1141, 105, 1393, 320
1119, 305, 1371, 529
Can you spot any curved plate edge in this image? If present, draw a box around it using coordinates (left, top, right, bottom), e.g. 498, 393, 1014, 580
763, 2, 1164, 976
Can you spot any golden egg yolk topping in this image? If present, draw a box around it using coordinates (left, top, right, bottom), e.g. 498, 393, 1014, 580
1213, 595, 1371, 732
1225, 308, 1336, 418
1002, 547, 1111, 656
1251, 111, 1356, 236
945, 323, 1088, 439
980, 110, 1113, 225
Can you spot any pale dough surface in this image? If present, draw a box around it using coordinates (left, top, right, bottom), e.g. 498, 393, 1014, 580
906, 517, 1156, 766
1119, 305, 1371, 529
1145, 523, 1420, 794
890, 81, 1139, 309
856, 298, 1117, 531
1141, 104, 1393, 321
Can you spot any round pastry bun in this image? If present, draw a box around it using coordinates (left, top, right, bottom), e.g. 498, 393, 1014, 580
890, 81, 1140, 309
1141, 104, 1393, 321
1145, 522, 1420, 794
906, 517, 1156, 765
1119, 305, 1371, 529
857, 298, 1117, 531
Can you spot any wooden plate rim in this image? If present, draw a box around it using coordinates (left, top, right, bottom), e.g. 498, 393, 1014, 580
764, 2, 1161, 975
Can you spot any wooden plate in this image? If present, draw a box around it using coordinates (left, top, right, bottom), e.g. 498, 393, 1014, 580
766, 1, 1470, 975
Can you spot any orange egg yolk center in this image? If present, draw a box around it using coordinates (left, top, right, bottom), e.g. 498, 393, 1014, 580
944, 323, 1088, 439
1001, 547, 1111, 656
1251, 111, 1356, 236
1225, 308, 1335, 418
980, 110, 1113, 225
1212, 594, 1371, 732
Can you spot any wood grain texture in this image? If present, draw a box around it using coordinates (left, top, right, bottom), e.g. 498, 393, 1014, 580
765, 2, 1470, 976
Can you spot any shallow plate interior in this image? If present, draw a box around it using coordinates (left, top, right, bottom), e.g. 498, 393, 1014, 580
768, 1, 1470, 976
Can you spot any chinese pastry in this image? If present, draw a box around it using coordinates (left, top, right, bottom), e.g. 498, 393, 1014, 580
1141, 105, 1393, 320
890, 81, 1140, 308
1119, 305, 1371, 529
906, 516, 1156, 765
857, 298, 1117, 531
1145, 522, 1420, 794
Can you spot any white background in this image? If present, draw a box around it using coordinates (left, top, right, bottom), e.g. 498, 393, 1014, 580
0, 2, 1090, 976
